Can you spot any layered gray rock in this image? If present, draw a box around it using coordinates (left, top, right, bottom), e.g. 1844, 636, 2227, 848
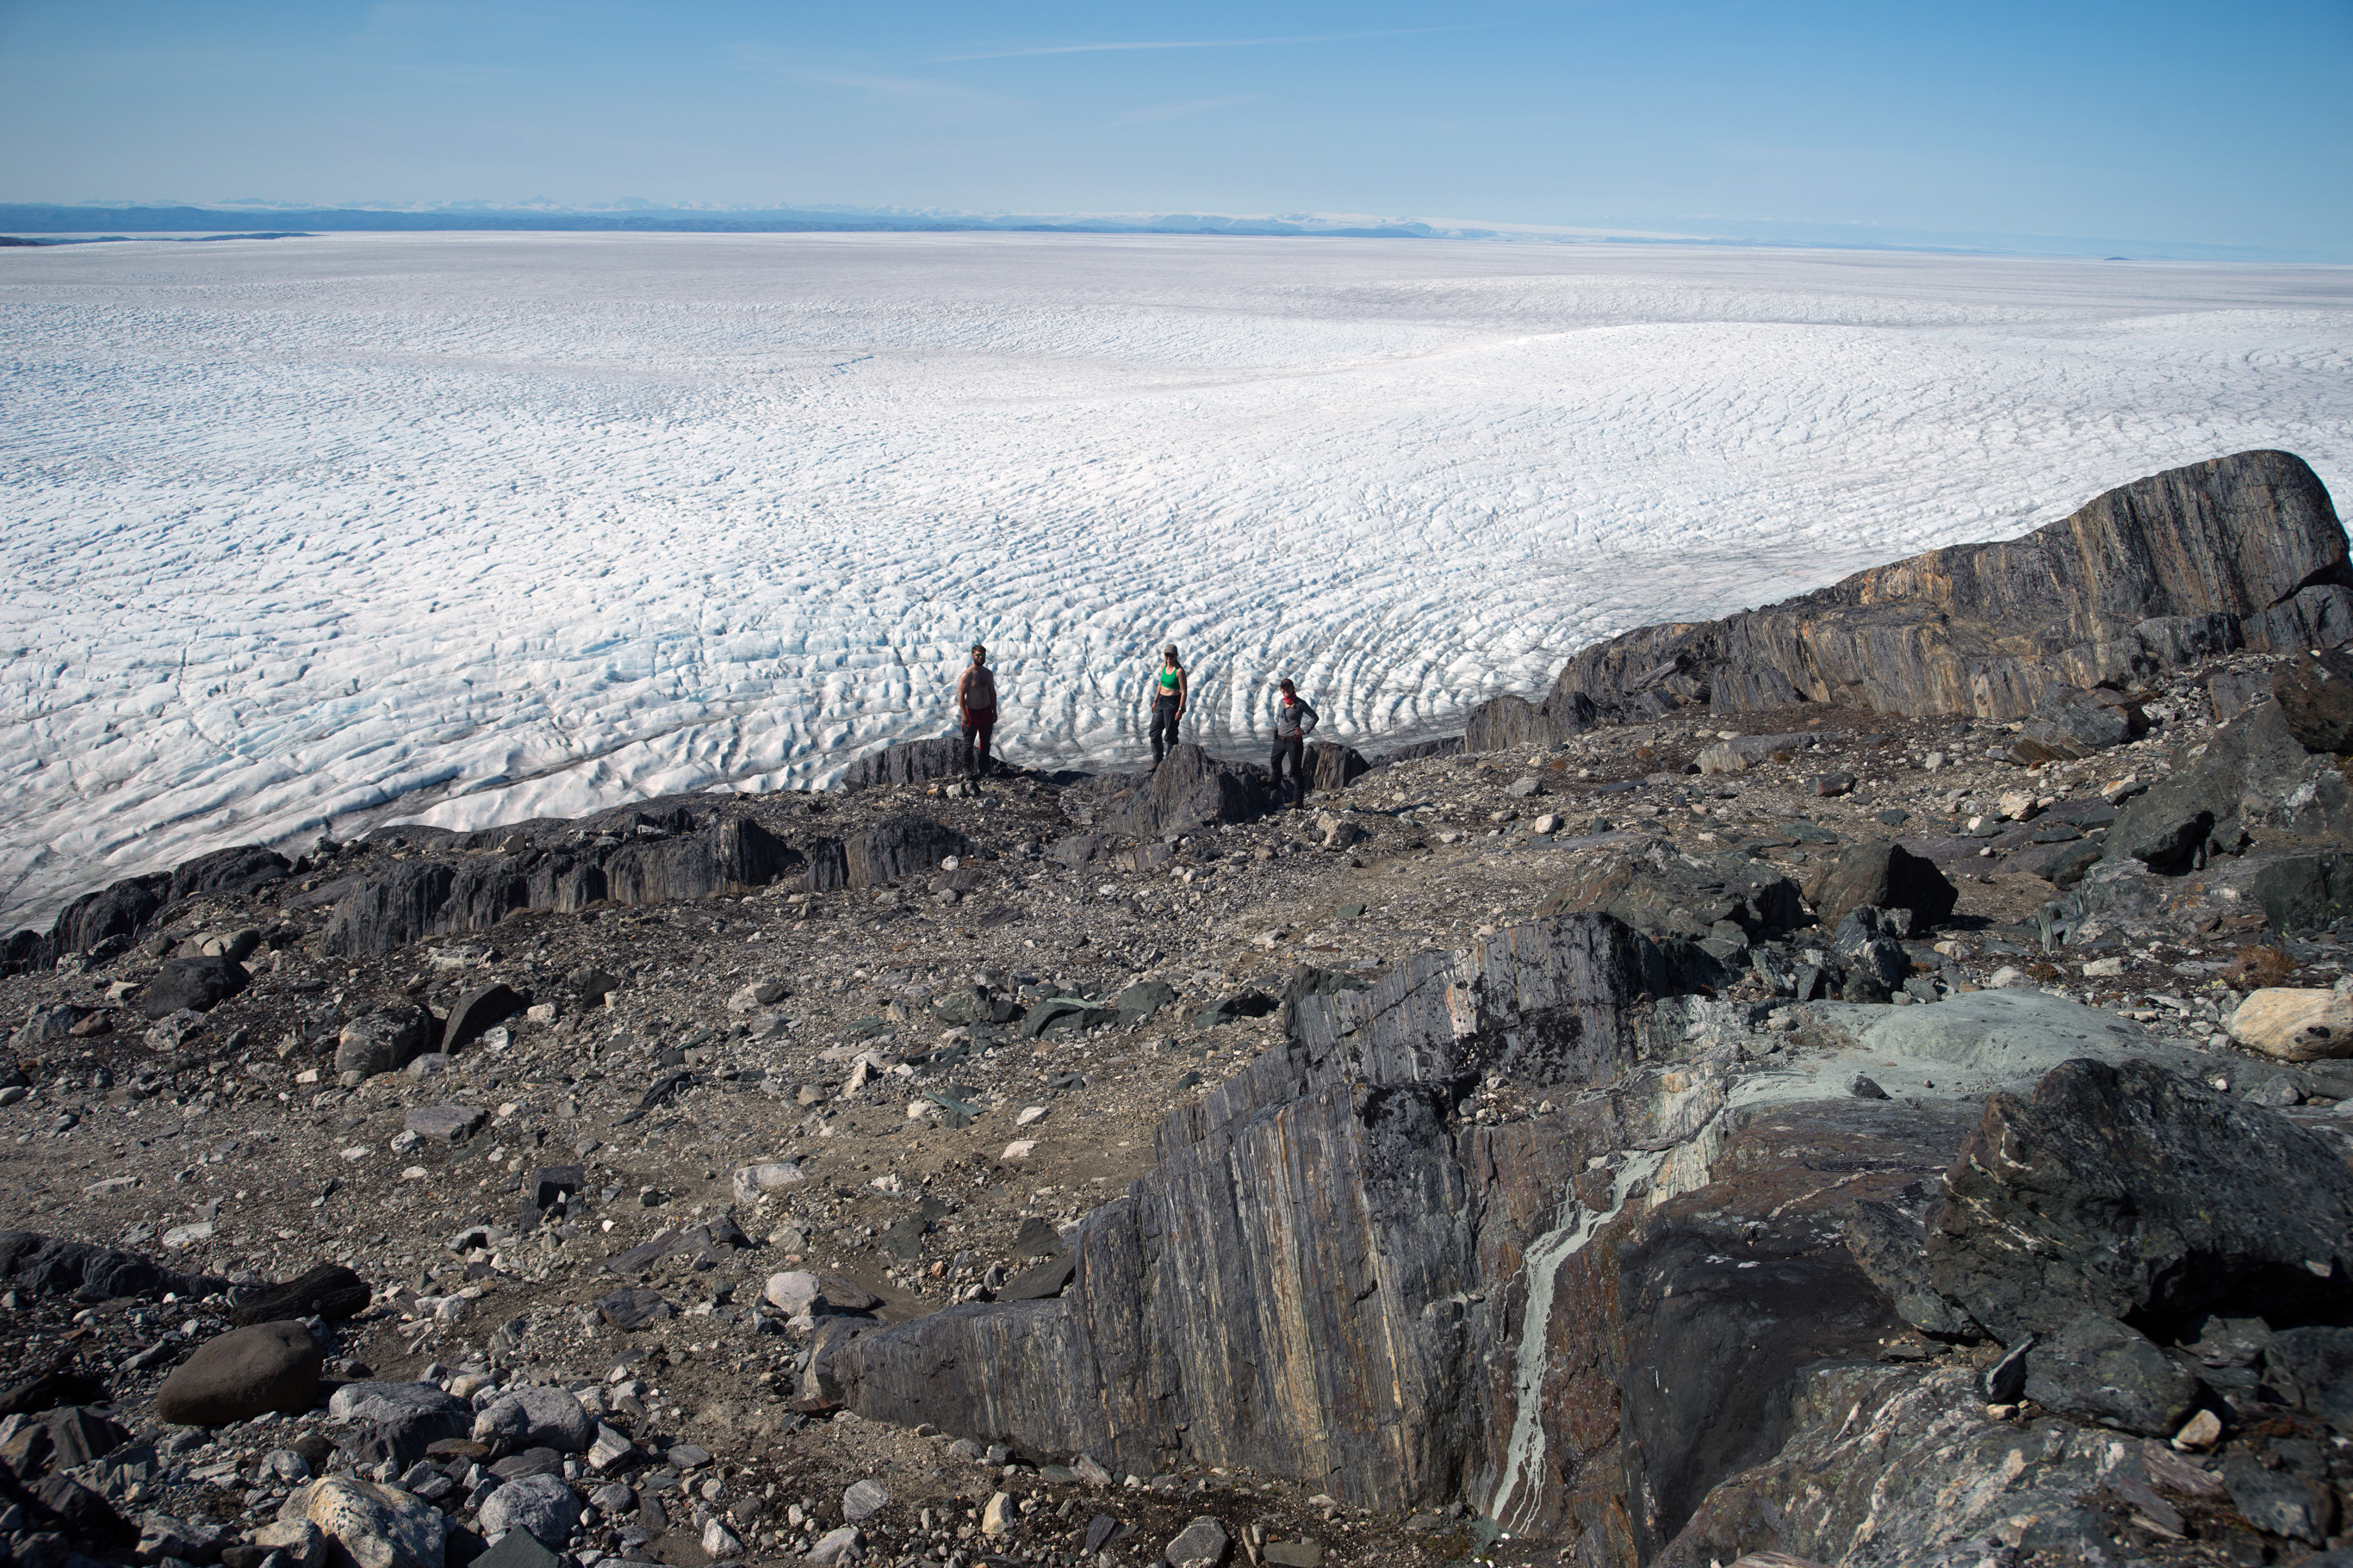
843, 736, 967, 787
1467, 449, 2350, 745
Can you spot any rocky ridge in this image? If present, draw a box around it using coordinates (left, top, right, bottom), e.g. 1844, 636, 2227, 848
2, 449, 2352, 1568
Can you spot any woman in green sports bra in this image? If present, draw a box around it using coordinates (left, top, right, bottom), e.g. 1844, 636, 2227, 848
1146, 644, 1187, 767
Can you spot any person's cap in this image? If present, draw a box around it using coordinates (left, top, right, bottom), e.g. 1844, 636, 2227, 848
1164, 644, 1178, 655
1279, 679, 1296, 692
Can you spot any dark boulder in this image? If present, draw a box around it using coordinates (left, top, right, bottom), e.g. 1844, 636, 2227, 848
0, 1231, 216, 1301
1540, 846, 1806, 943
2018, 1312, 2203, 1435
29, 1473, 129, 1546
49, 873, 171, 961
154, 1321, 322, 1427
1927, 1057, 2353, 1342
137, 955, 250, 1019
2251, 853, 2353, 937
1841, 1201, 1977, 1339
2003, 685, 2141, 764
0, 1407, 129, 1477
229, 1262, 370, 1326
844, 815, 970, 888
1061, 744, 1272, 839
167, 846, 293, 903
1803, 841, 1956, 933
335, 1006, 432, 1078
1304, 741, 1370, 794
1276, 965, 1372, 1035
2277, 645, 2353, 753
442, 983, 525, 1053
2104, 698, 2350, 873
322, 861, 458, 958
2264, 1326, 2353, 1434
844, 737, 968, 787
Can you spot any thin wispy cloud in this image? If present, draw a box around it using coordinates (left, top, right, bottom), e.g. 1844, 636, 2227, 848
934, 28, 1459, 64
1114, 94, 1266, 126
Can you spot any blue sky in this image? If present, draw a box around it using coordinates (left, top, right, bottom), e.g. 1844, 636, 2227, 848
3, 0, 2349, 257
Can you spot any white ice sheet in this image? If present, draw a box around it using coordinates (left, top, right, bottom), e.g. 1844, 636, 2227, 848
4, 232, 2350, 931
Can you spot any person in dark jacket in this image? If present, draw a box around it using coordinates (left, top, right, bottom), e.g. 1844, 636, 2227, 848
1145, 644, 1188, 768
956, 644, 998, 778
1270, 679, 1317, 809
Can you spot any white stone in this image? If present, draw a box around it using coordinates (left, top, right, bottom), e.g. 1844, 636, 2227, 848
981, 1493, 1015, 1537
700, 1519, 742, 1558
1001, 1139, 1038, 1161
763, 1271, 821, 1314
1015, 1106, 1049, 1126
2230, 989, 2353, 1063
2081, 957, 2125, 977
841, 1479, 890, 1522
729, 1162, 804, 1204
1987, 967, 2033, 989
297, 1478, 449, 1568
804, 1528, 861, 1565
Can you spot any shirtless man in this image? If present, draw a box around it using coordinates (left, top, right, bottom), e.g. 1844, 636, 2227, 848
956, 645, 998, 778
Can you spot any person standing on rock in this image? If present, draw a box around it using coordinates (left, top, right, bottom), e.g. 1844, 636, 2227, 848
956, 644, 999, 779
1270, 678, 1318, 809
1146, 644, 1188, 769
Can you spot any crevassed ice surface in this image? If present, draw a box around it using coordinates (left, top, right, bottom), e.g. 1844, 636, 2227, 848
4, 232, 2350, 930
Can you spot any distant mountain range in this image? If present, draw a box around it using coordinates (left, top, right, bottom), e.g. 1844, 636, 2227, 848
0, 201, 1457, 240
0, 201, 2323, 259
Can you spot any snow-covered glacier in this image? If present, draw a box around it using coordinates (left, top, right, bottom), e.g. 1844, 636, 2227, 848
4, 232, 2350, 929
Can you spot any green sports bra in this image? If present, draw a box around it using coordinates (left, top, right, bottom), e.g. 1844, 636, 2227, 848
1159, 667, 1181, 691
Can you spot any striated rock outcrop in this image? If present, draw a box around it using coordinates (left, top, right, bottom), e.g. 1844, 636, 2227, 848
1059, 743, 1276, 840
1469, 449, 2350, 744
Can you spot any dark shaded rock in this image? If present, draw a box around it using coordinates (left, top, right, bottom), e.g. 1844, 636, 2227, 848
335, 1007, 431, 1078
518, 1166, 585, 1235
29, 1472, 129, 1546
1060, 744, 1273, 839
1017, 996, 1119, 1039
1541, 848, 1805, 945
0, 1407, 128, 1477
1841, 1201, 1977, 1338
1192, 989, 1276, 1030
569, 968, 623, 1007
1304, 741, 1370, 794
441, 983, 523, 1053
168, 846, 293, 903
2018, 1312, 2201, 1435
0, 1230, 217, 1301
844, 737, 966, 788
138, 955, 249, 1019
1465, 691, 1599, 752
0, 1360, 104, 1418
1927, 1057, 2353, 1342
844, 815, 970, 888
596, 1287, 671, 1329
929, 984, 1018, 1026
2264, 1326, 2353, 1433
229, 1263, 370, 1325
1373, 736, 1464, 765
323, 813, 807, 956
2102, 698, 2350, 873
2220, 1452, 2334, 1543
2278, 644, 2353, 753
2251, 852, 2353, 937
154, 1321, 321, 1426
320, 861, 458, 959
2209, 666, 2275, 722
2003, 685, 2141, 764
1048, 834, 1104, 870
1114, 979, 1177, 1022
1518, 449, 2350, 729
1014, 1217, 1065, 1261
1276, 966, 1372, 1036
1802, 841, 1956, 934
997, 1255, 1077, 1302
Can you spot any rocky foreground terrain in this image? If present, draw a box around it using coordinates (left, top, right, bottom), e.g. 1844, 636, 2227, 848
1, 448, 2350, 1568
